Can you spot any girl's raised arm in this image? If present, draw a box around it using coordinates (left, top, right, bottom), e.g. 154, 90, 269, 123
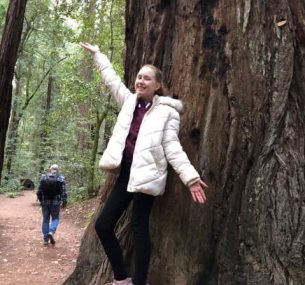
80, 42, 133, 108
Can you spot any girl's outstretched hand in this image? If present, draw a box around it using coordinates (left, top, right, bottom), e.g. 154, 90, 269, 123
189, 179, 208, 204
80, 42, 100, 54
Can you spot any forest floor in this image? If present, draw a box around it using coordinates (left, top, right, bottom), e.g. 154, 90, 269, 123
0, 190, 100, 285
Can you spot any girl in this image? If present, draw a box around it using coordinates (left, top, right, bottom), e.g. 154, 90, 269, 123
80, 42, 208, 285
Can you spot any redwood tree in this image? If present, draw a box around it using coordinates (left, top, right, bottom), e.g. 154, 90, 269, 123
65, 1, 305, 284
0, 0, 28, 182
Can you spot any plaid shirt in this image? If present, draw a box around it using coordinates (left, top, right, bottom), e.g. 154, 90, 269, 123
36, 173, 67, 206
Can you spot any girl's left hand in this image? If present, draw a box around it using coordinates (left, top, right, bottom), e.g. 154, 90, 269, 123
189, 179, 208, 204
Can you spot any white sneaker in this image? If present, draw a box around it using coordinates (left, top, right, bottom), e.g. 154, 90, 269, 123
47, 232, 56, 244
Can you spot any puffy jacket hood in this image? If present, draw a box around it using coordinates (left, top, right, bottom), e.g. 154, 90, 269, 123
156, 95, 183, 113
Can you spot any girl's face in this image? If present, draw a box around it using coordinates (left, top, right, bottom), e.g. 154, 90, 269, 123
135, 66, 161, 101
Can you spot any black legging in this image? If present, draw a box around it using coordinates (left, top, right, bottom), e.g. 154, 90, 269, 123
95, 161, 155, 285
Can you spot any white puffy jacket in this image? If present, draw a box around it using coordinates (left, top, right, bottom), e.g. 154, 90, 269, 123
94, 52, 200, 196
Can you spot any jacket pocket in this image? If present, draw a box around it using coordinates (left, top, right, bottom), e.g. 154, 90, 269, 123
150, 146, 166, 175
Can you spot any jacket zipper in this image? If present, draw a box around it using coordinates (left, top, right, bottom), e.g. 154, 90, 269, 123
128, 98, 158, 188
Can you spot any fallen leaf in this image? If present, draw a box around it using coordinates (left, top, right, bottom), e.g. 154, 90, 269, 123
277, 20, 287, 27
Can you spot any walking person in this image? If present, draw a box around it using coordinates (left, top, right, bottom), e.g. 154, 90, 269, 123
37, 164, 67, 245
80, 42, 208, 285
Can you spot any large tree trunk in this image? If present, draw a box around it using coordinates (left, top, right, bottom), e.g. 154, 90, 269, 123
65, 1, 305, 284
0, 0, 28, 183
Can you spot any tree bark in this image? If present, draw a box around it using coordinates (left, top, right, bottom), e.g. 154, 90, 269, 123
0, 0, 28, 182
66, 1, 305, 284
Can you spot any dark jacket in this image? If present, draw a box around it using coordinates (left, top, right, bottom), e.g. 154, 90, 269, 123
36, 173, 67, 206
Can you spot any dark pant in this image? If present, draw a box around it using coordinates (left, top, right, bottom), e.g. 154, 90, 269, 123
95, 162, 155, 285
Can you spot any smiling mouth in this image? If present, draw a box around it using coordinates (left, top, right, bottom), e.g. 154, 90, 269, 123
136, 86, 145, 90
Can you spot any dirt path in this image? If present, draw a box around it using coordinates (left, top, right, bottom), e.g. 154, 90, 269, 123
0, 191, 98, 285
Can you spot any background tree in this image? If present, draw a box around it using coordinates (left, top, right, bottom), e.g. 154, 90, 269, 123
1, 0, 124, 201
0, 0, 28, 183
65, 1, 305, 285
5, 8, 54, 176
1, 0, 74, 188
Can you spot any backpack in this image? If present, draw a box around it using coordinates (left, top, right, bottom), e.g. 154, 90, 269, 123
40, 174, 62, 198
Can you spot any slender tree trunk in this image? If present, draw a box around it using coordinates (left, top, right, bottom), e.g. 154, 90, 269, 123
76, 0, 97, 156
65, 1, 305, 285
6, 94, 20, 176
38, 74, 53, 173
87, 109, 108, 198
5, 61, 23, 176
0, 0, 28, 182
102, 120, 112, 150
